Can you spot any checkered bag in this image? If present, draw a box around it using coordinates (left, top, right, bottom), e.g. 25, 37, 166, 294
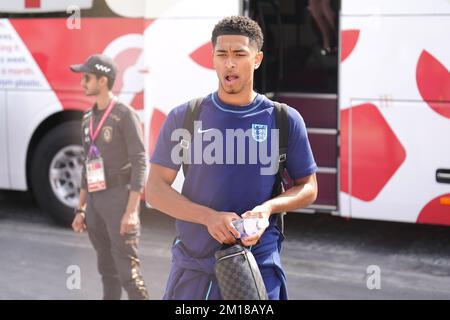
214, 244, 268, 300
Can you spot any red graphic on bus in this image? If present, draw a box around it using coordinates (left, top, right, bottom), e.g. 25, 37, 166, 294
25, 0, 41, 8
341, 29, 360, 63
10, 18, 147, 110
417, 194, 450, 226
190, 42, 214, 70
148, 108, 167, 156
416, 50, 450, 119
340, 103, 406, 201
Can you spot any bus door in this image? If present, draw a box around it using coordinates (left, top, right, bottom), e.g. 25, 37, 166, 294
248, 0, 340, 214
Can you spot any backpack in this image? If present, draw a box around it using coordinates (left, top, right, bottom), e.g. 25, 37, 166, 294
179, 97, 290, 234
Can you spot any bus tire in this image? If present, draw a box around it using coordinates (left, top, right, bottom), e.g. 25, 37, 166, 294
30, 121, 84, 226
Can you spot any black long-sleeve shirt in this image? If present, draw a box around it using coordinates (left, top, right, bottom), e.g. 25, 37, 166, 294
80, 101, 146, 192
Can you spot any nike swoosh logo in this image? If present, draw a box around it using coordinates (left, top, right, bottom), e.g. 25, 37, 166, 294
197, 128, 214, 134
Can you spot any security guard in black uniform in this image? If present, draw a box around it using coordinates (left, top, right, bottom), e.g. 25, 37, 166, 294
70, 54, 149, 300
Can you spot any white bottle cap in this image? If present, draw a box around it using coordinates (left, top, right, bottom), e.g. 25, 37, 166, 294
257, 218, 269, 230
243, 217, 259, 236
242, 217, 269, 236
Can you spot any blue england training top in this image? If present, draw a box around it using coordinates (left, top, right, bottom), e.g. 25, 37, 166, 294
150, 92, 317, 300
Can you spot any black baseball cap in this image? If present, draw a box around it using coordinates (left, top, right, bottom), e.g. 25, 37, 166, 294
70, 54, 117, 80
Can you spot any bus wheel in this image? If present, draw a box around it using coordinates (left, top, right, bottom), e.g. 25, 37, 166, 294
30, 121, 83, 226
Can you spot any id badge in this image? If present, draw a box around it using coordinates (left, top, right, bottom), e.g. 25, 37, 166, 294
86, 157, 107, 192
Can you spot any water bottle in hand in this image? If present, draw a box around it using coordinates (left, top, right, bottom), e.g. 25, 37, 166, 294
232, 217, 269, 238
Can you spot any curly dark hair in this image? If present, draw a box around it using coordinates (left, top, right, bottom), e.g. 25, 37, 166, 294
211, 16, 264, 51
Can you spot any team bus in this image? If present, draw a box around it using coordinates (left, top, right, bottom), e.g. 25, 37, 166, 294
0, 0, 448, 226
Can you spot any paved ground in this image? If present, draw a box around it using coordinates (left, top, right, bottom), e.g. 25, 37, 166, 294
1, 190, 450, 300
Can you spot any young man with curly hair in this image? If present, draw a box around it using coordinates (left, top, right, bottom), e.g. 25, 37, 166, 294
147, 16, 317, 300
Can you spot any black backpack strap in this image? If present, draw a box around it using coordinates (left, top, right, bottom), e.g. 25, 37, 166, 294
181, 97, 204, 177
274, 101, 289, 166
272, 101, 289, 235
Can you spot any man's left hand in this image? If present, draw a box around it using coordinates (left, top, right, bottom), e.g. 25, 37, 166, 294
240, 204, 272, 247
120, 211, 139, 236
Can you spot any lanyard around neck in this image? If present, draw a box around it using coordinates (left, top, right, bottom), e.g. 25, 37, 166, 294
89, 96, 117, 142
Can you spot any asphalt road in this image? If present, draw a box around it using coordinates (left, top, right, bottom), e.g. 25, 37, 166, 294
1, 190, 450, 300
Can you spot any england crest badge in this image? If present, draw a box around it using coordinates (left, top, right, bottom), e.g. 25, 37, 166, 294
252, 124, 268, 142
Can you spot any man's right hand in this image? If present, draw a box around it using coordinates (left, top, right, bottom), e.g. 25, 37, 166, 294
72, 213, 86, 233
204, 211, 241, 244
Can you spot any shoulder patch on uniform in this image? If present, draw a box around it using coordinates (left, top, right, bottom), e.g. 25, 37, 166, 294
109, 113, 121, 122
112, 102, 129, 120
